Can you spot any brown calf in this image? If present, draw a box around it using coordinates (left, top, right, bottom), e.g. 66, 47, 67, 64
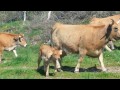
0, 33, 27, 63
37, 44, 62, 77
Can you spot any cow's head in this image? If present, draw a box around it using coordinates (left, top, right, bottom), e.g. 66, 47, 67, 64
108, 19, 120, 40
14, 34, 27, 47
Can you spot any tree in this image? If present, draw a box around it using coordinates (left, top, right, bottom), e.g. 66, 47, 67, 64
23, 11, 26, 25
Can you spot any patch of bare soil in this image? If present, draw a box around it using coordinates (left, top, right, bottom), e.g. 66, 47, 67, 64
105, 66, 120, 73
97, 66, 120, 73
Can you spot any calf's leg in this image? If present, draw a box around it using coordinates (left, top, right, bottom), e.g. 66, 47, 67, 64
13, 49, 18, 57
44, 60, 50, 77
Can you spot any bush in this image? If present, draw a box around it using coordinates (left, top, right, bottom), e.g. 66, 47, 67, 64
0, 11, 120, 44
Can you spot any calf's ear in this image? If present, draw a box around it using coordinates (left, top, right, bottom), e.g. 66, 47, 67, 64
48, 51, 53, 58
19, 34, 24, 37
59, 50, 62, 55
14, 36, 19, 41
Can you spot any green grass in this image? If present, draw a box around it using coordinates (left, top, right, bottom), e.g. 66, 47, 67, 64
0, 44, 120, 79
0, 21, 120, 79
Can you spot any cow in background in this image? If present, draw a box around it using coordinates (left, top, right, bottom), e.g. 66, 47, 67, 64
0, 33, 27, 63
90, 14, 120, 51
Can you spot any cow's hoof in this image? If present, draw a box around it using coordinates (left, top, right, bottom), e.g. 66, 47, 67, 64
45, 75, 49, 78
57, 68, 63, 72
102, 68, 108, 72
74, 71, 79, 73
45, 76, 49, 79
74, 68, 79, 73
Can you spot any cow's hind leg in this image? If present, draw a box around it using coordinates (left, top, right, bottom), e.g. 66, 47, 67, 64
98, 53, 107, 72
74, 49, 87, 73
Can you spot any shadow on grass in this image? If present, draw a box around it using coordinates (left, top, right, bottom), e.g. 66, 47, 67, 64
61, 65, 101, 73
114, 45, 120, 50
37, 65, 101, 76
36, 66, 56, 76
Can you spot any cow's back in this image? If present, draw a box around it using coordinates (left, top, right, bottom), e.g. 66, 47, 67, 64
90, 14, 120, 25
0, 33, 17, 47
52, 24, 107, 52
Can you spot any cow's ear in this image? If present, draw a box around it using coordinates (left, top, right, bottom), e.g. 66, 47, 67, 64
59, 50, 62, 55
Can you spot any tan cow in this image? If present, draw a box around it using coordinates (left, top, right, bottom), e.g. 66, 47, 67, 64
51, 19, 120, 73
0, 33, 27, 63
90, 14, 120, 51
37, 44, 62, 77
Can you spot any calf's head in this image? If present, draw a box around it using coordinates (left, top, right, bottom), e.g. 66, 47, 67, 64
14, 34, 27, 47
51, 48, 62, 60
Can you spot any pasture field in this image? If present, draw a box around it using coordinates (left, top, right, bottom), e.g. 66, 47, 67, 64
0, 21, 120, 79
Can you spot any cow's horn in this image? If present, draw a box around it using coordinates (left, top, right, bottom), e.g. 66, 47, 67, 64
110, 19, 114, 25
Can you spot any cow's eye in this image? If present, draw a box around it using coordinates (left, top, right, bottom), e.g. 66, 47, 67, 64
114, 27, 118, 32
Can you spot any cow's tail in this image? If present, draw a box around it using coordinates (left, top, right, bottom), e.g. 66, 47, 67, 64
37, 50, 42, 69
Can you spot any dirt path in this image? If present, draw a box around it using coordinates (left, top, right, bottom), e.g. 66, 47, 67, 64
105, 66, 120, 73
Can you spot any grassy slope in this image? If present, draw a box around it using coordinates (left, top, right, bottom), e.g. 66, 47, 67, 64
0, 21, 120, 79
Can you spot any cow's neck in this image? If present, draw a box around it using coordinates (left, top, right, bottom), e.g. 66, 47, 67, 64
100, 24, 112, 43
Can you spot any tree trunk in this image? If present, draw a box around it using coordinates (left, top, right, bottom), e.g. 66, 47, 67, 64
23, 11, 26, 25
47, 11, 52, 21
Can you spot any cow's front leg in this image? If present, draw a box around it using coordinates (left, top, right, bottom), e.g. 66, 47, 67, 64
74, 49, 86, 73
13, 49, 18, 57
98, 53, 107, 71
